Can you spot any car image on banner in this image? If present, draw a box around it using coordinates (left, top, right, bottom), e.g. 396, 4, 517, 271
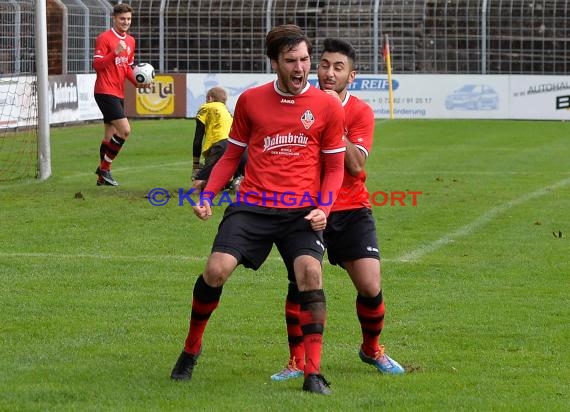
445, 84, 499, 110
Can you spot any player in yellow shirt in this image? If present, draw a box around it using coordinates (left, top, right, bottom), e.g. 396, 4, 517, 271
192, 87, 246, 191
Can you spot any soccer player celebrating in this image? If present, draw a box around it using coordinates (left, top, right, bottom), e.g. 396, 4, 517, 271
170, 25, 346, 395
92, 3, 149, 186
270, 38, 405, 382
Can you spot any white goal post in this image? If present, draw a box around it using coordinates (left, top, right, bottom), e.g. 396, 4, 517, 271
0, 0, 50, 182
36, 0, 51, 181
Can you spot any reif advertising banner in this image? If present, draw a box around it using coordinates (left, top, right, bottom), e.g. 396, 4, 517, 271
343, 74, 510, 119
186, 73, 570, 121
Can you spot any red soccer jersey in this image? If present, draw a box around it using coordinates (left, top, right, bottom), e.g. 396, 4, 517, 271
228, 81, 346, 208
93, 28, 136, 98
332, 92, 375, 212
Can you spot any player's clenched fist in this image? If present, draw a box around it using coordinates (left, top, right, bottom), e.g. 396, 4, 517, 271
193, 203, 212, 220
115, 40, 127, 55
305, 208, 327, 231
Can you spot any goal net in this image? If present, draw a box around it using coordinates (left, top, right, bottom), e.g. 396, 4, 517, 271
0, 0, 38, 182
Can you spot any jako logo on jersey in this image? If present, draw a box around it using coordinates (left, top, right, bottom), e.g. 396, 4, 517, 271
301, 109, 315, 129
280, 98, 295, 104
263, 133, 309, 152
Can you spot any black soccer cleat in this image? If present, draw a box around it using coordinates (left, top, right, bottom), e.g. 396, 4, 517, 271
170, 350, 200, 381
95, 167, 118, 186
302, 373, 331, 395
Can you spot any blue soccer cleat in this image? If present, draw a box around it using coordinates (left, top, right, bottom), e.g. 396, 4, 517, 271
359, 345, 405, 375
270, 358, 304, 382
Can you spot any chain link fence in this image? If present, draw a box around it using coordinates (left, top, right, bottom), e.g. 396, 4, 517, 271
0, 1, 568, 75
117, 0, 570, 75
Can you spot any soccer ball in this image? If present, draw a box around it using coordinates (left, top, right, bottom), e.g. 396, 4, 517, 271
133, 62, 155, 84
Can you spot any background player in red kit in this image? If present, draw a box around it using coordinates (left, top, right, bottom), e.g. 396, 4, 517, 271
270, 38, 405, 382
92, 3, 149, 186
170, 25, 346, 395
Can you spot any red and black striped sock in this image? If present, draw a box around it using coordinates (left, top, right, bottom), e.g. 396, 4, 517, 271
99, 140, 106, 161
299, 289, 326, 376
285, 282, 304, 369
183, 274, 223, 355
357, 290, 385, 356
100, 134, 125, 171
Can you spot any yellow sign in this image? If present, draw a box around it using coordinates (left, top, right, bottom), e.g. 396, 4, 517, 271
136, 75, 175, 115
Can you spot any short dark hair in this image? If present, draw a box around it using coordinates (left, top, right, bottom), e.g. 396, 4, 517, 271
265, 24, 313, 61
113, 3, 133, 15
322, 38, 357, 68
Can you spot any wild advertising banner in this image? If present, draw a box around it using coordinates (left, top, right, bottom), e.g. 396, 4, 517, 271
125, 73, 187, 118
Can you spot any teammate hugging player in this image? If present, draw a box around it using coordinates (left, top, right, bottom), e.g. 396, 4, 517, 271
270, 38, 405, 383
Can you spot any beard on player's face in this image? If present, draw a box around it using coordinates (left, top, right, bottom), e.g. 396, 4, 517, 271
275, 65, 309, 95
272, 44, 311, 95
318, 74, 348, 95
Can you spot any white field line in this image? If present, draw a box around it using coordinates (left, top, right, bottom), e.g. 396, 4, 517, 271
0, 252, 356, 264
2, 176, 568, 265
60, 161, 193, 180
396, 176, 570, 263
0, 161, 193, 191
0, 252, 205, 262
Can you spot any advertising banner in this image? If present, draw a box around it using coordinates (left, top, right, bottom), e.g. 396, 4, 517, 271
76, 73, 102, 121
508, 76, 570, 120
186, 73, 274, 117
48, 74, 80, 124
125, 73, 187, 117
308, 74, 511, 119
32, 73, 570, 126
185, 74, 569, 121
1, 76, 37, 129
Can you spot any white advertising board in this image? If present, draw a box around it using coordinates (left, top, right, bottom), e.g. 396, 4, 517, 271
186, 73, 275, 117
48, 75, 80, 124
77, 74, 103, 121
344, 74, 511, 119
0, 76, 37, 129
508, 75, 570, 120
4, 74, 563, 128
186, 73, 570, 121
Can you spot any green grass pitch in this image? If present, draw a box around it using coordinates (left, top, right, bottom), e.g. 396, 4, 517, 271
1, 119, 569, 411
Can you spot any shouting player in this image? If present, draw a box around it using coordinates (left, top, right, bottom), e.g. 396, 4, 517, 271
170, 25, 346, 395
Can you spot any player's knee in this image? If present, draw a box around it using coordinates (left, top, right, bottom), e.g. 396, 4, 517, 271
298, 264, 322, 290
204, 255, 235, 287
202, 268, 227, 288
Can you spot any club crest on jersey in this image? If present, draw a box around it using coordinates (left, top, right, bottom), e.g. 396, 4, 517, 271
301, 109, 315, 129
